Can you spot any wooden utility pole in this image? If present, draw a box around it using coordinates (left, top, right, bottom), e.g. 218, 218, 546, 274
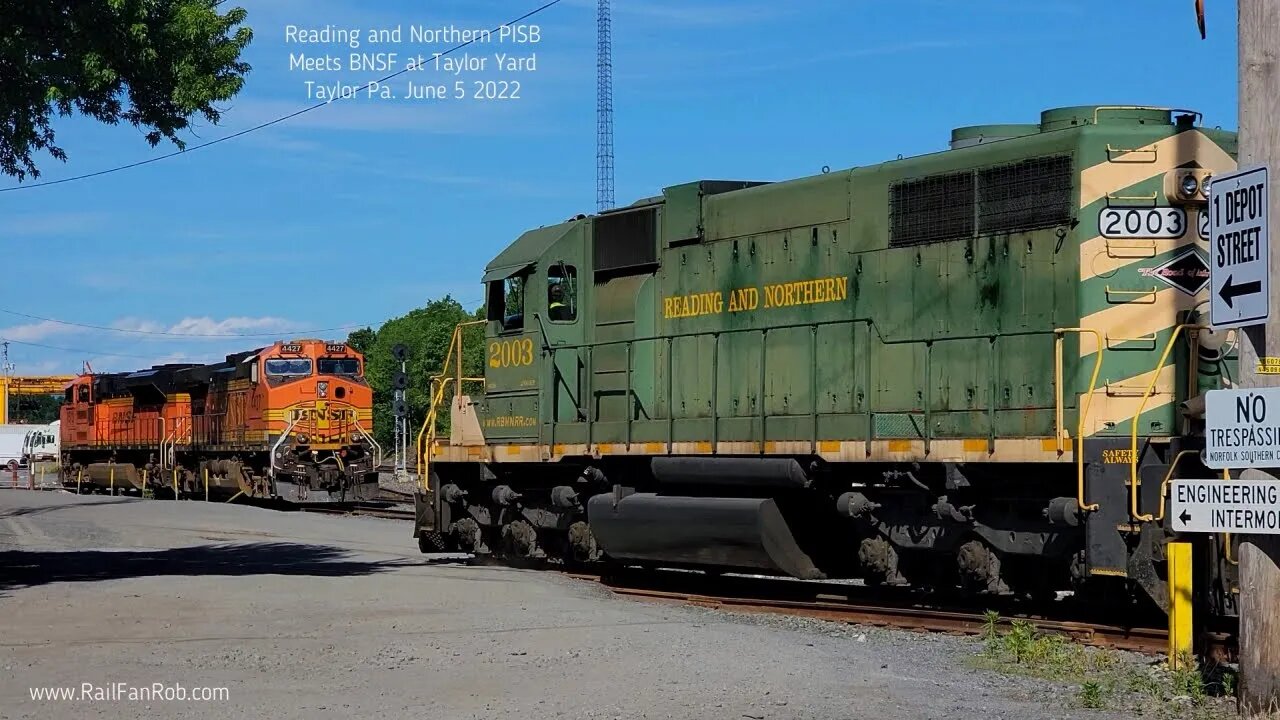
1236, 0, 1280, 715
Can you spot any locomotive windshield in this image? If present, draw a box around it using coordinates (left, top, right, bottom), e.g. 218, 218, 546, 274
318, 358, 360, 376
265, 358, 312, 376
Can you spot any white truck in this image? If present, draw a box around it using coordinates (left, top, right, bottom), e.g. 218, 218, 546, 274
23, 421, 59, 463
0, 422, 58, 471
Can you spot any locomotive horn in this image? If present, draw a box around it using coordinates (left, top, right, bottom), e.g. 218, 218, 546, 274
1180, 393, 1206, 419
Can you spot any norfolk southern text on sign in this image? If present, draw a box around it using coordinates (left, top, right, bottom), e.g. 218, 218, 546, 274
1208, 165, 1270, 330
1204, 387, 1280, 468
1170, 479, 1280, 534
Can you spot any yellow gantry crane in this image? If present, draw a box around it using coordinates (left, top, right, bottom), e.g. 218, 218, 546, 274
0, 376, 74, 425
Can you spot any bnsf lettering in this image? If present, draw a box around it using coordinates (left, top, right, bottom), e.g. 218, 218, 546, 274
289, 408, 355, 421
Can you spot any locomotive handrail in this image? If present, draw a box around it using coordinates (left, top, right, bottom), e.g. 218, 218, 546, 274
1151, 449, 1202, 523
416, 320, 486, 493
269, 416, 300, 479
1054, 328, 1103, 512
352, 418, 383, 470
538, 317, 1066, 457
539, 316, 1062, 353
1129, 323, 1207, 522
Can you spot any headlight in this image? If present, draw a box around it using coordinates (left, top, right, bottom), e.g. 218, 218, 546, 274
1180, 175, 1200, 198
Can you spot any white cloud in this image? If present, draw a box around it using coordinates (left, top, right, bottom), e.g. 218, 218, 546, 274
111, 315, 295, 338
0, 320, 73, 343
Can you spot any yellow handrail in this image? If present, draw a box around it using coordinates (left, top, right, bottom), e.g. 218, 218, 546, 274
414, 320, 487, 494
1223, 469, 1239, 566
1150, 449, 1201, 522
1055, 328, 1104, 512
1129, 324, 1206, 521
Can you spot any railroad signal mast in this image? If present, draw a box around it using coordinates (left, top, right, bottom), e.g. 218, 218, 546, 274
391, 344, 410, 480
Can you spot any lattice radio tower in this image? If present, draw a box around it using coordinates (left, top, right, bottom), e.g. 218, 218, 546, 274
596, 0, 614, 213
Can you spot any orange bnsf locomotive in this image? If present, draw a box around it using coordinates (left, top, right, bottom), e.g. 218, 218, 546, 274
59, 339, 381, 503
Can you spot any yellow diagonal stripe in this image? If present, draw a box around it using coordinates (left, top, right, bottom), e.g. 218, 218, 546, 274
1080, 363, 1177, 437
1078, 226, 1207, 282
1079, 130, 1235, 209
1077, 286, 1204, 358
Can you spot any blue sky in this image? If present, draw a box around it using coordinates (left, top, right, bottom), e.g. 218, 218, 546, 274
0, 0, 1239, 375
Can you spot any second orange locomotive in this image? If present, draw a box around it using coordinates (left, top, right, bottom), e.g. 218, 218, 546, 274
60, 339, 380, 503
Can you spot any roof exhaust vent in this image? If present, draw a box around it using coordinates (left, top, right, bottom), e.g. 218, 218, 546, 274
949, 124, 1039, 150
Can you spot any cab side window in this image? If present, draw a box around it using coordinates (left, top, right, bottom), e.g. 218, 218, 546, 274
547, 264, 577, 323
488, 274, 527, 332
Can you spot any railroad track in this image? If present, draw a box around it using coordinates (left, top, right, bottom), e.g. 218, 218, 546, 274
297, 502, 415, 521
287, 497, 1238, 659
560, 568, 1237, 660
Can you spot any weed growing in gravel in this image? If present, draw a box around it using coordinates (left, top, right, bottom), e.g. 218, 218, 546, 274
970, 613, 1238, 719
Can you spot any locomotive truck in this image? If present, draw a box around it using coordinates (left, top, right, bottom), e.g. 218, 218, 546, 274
60, 338, 381, 503
413, 104, 1239, 620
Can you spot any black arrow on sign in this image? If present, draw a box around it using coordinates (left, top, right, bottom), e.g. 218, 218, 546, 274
1179, 509, 1192, 525
1219, 274, 1263, 308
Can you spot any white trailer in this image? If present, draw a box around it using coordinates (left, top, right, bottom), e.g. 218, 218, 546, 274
0, 425, 32, 471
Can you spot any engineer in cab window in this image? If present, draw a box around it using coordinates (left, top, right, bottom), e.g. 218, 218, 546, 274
548, 281, 575, 321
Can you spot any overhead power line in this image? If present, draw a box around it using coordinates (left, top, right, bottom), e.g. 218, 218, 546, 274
0, 0, 564, 194
0, 337, 176, 360
0, 308, 369, 338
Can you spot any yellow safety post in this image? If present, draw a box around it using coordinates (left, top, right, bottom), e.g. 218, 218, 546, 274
109, 466, 115, 496
76, 469, 82, 495
172, 468, 178, 499
142, 469, 149, 498
203, 467, 209, 502
1167, 541, 1194, 668
38, 464, 44, 488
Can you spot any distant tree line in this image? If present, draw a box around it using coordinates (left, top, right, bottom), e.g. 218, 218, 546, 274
7, 395, 61, 425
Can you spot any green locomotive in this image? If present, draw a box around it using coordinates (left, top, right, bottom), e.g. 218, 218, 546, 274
414, 104, 1239, 618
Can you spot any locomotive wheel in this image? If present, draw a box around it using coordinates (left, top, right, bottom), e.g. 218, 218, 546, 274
501, 520, 539, 558
451, 518, 482, 553
566, 521, 599, 563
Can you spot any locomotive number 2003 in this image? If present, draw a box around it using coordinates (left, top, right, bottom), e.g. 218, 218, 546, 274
489, 338, 534, 368
1098, 207, 1187, 239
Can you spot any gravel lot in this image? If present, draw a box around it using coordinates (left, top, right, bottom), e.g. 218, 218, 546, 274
1, 489, 1147, 720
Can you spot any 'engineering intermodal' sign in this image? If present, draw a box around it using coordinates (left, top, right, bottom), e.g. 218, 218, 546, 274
1170, 479, 1280, 534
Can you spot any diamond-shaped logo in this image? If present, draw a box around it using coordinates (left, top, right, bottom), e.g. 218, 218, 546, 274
1139, 248, 1210, 296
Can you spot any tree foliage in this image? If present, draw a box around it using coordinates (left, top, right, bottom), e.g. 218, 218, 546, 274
8, 394, 63, 424
345, 326, 376, 355
0, 1, 253, 180
348, 297, 486, 452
